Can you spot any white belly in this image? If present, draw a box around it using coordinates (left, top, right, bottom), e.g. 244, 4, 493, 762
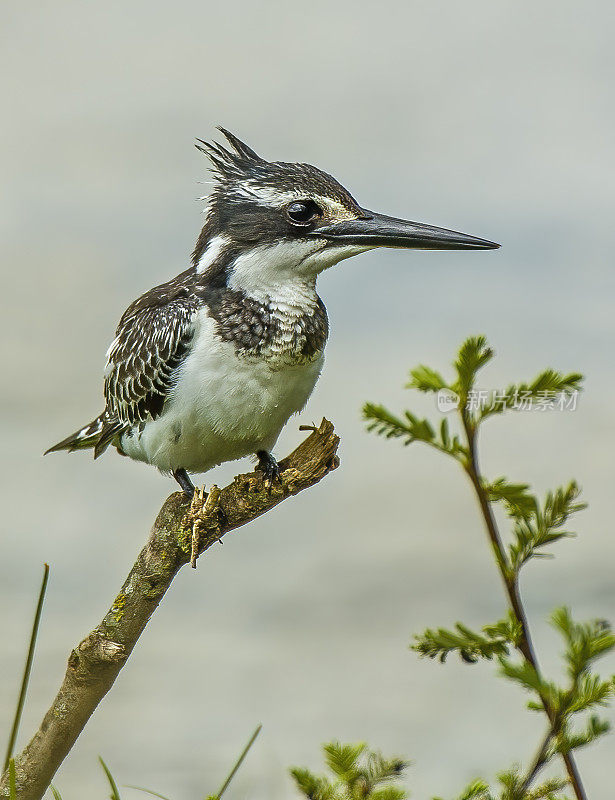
119, 310, 324, 473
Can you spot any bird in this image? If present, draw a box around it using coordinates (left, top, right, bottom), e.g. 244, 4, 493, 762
46, 128, 499, 497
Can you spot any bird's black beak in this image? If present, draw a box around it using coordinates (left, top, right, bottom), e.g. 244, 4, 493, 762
312, 210, 500, 251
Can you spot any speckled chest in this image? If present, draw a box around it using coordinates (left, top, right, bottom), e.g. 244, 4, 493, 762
206, 288, 329, 365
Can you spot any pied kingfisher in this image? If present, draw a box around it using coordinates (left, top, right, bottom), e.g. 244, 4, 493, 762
46, 129, 499, 496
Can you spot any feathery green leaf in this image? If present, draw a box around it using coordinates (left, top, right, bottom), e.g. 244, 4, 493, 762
555, 714, 610, 754
452, 335, 493, 398
290, 767, 335, 800
508, 483, 585, 572
551, 608, 615, 681
323, 742, 366, 778
480, 370, 583, 421
484, 478, 537, 520
407, 365, 448, 393
413, 615, 521, 663
292, 743, 408, 800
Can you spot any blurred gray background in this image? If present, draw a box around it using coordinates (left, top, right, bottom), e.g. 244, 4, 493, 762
1, 2, 614, 798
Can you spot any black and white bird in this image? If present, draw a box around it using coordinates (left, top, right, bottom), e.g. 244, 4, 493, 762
46, 129, 499, 496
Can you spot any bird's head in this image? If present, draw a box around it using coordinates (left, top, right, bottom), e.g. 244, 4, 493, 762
193, 128, 499, 292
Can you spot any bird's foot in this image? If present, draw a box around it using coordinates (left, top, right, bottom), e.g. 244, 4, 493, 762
185, 485, 222, 569
188, 486, 206, 568
256, 450, 281, 490
173, 467, 195, 499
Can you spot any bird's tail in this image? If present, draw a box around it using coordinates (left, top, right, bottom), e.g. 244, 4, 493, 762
44, 413, 124, 459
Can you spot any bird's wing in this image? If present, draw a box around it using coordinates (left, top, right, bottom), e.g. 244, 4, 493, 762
104, 278, 198, 427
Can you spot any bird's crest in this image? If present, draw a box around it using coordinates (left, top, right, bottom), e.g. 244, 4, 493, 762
195, 127, 264, 183
195, 127, 362, 214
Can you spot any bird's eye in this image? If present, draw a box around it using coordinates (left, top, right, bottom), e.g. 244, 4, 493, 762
286, 200, 322, 226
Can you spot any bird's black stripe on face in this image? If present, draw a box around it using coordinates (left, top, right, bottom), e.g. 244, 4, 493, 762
215, 200, 292, 247
192, 201, 296, 269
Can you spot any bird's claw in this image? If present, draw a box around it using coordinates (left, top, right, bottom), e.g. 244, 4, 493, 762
256, 450, 281, 490
186, 485, 222, 568
188, 486, 207, 568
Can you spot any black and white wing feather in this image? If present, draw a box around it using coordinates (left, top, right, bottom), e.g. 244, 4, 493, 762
104, 289, 198, 428
105, 308, 192, 427
46, 271, 199, 458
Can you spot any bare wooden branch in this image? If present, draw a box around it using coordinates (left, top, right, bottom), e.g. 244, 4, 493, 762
1, 419, 339, 800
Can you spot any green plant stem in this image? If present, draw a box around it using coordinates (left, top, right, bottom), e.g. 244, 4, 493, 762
460, 409, 586, 800
517, 723, 556, 796
3, 564, 50, 773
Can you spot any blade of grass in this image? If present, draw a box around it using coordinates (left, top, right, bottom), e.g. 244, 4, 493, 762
125, 786, 172, 800
127, 724, 263, 800
99, 756, 122, 800
8, 759, 16, 800
50, 785, 64, 799
215, 723, 262, 800
3, 564, 50, 772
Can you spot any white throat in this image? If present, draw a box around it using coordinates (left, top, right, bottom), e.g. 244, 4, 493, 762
227, 239, 372, 298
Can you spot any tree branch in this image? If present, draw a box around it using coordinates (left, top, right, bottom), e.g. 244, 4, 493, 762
1, 419, 340, 800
